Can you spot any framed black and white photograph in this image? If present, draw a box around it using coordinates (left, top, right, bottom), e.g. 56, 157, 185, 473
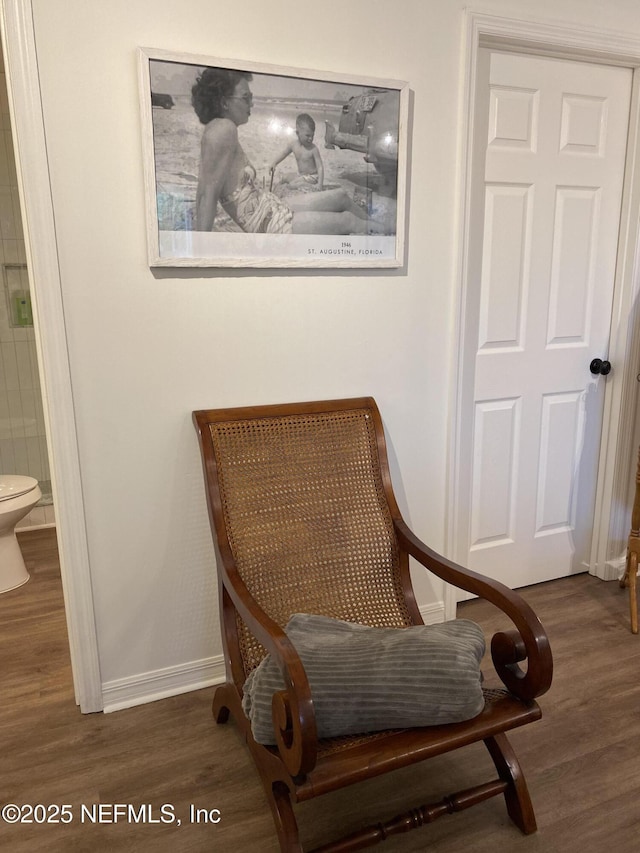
138, 48, 409, 268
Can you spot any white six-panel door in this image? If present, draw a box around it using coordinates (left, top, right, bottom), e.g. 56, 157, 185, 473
465, 50, 632, 589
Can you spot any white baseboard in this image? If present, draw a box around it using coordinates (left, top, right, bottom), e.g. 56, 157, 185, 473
102, 655, 226, 713
419, 600, 446, 625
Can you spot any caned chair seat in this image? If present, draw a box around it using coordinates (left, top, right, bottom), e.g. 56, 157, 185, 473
194, 398, 553, 852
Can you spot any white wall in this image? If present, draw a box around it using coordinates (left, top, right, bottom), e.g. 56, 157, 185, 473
21, 0, 640, 706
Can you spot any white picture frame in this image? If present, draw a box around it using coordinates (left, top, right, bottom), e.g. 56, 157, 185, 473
138, 47, 409, 268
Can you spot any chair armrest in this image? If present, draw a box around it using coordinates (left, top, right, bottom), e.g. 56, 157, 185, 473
394, 519, 553, 701
220, 561, 318, 777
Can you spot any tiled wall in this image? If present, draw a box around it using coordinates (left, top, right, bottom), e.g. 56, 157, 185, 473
0, 50, 54, 529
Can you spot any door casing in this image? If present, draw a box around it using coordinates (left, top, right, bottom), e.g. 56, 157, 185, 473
0, 0, 103, 711
447, 11, 640, 619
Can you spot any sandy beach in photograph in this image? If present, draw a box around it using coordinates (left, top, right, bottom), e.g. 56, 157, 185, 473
151, 94, 398, 236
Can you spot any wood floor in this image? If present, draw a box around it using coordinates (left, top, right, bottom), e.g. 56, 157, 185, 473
2, 528, 640, 852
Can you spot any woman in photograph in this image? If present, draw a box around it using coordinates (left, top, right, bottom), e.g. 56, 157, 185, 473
191, 68, 377, 235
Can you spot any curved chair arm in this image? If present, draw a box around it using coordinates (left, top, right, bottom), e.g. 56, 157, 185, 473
220, 562, 319, 778
394, 520, 553, 701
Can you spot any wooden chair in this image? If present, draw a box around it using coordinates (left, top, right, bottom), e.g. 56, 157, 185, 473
620, 446, 640, 634
193, 397, 553, 852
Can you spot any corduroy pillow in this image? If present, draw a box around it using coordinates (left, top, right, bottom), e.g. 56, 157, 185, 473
242, 613, 485, 744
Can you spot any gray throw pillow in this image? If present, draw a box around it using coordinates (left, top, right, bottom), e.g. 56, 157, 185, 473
242, 613, 485, 744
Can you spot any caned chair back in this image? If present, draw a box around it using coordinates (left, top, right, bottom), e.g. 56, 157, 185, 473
199, 401, 414, 676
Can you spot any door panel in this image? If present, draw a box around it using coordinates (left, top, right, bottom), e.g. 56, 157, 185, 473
536, 391, 583, 534
466, 51, 632, 590
470, 397, 520, 548
478, 184, 532, 350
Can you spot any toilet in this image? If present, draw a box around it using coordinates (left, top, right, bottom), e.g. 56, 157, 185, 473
0, 475, 42, 593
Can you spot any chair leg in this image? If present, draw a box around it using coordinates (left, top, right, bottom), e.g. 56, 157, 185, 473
623, 444, 640, 634
212, 679, 303, 851
484, 732, 537, 834
212, 682, 234, 724
267, 781, 303, 853
628, 552, 638, 635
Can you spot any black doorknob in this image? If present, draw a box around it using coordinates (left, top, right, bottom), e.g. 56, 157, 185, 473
590, 358, 612, 376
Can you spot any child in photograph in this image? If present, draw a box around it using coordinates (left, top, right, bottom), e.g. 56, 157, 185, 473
269, 113, 324, 191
